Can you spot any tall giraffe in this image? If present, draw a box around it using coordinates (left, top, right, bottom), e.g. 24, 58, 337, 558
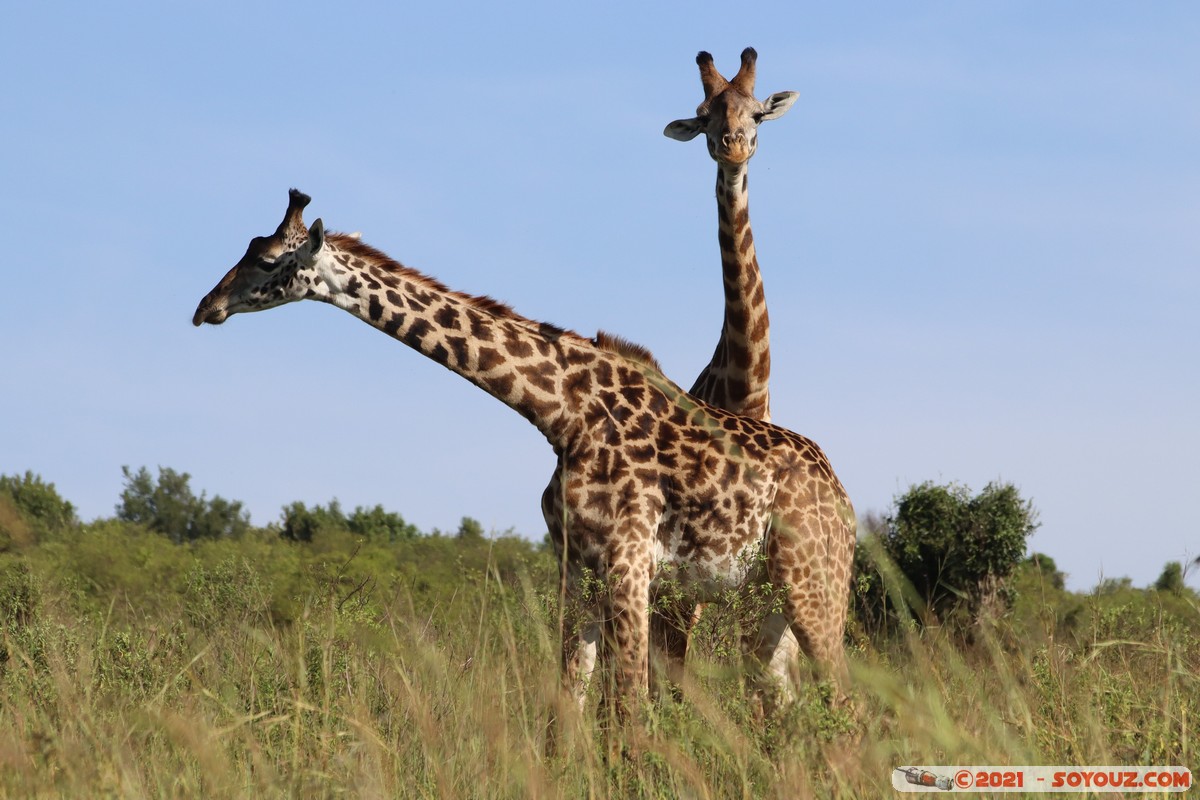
193, 190, 856, 714
546, 50, 801, 699
646, 48, 800, 690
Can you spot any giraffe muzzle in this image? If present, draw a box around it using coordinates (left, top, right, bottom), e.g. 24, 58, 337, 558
716, 131, 753, 164
192, 301, 228, 326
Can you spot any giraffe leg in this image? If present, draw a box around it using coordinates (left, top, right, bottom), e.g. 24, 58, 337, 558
544, 481, 603, 709
793, 603, 851, 706
562, 614, 601, 710
782, 578, 851, 708
557, 559, 603, 710
546, 606, 599, 759
744, 612, 799, 713
602, 559, 652, 720
761, 515, 852, 708
649, 600, 692, 700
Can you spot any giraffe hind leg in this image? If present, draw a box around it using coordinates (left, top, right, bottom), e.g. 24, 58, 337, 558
784, 583, 851, 707
744, 612, 800, 713
649, 599, 693, 700
746, 564, 850, 710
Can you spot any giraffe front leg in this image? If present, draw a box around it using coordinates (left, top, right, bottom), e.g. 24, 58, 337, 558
561, 613, 601, 710
545, 485, 603, 711
546, 569, 602, 759
557, 560, 602, 709
602, 560, 652, 721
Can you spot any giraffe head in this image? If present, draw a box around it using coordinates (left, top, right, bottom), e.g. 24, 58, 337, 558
664, 48, 798, 165
193, 189, 326, 325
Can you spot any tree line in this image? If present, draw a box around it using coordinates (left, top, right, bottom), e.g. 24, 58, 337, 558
1, 467, 1195, 639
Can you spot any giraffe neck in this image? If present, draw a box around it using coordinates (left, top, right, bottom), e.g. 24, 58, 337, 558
690, 161, 771, 421
310, 233, 591, 447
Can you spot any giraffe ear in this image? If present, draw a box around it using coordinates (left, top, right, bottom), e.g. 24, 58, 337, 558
307, 218, 326, 255
760, 91, 798, 122
664, 117, 705, 141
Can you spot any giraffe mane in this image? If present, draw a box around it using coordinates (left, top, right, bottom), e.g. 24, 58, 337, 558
329, 232, 531, 322
326, 232, 660, 370
593, 331, 662, 371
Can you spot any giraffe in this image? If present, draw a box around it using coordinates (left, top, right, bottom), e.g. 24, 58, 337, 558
642, 47, 801, 692
192, 189, 856, 716
544, 49, 802, 701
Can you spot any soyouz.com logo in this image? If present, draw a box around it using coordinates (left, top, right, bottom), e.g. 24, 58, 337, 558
893, 766, 1192, 792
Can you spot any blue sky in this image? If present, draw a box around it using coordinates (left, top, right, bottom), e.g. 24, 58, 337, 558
2, 2, 1196, 591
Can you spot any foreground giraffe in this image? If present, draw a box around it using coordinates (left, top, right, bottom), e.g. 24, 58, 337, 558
193, 190, 856, 713
652, 47, 801, 691
546, 48, 803, 700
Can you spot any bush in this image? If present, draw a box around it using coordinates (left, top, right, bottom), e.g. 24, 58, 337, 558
0, 472, 76, 544
1153, 561, 1185, 594
0, 555, 37, 629
116, 466, 250, 543
183, 556, 273, 629
856, 481, 1039, 630
280, 500, 420, 543
0, 495, 33, 552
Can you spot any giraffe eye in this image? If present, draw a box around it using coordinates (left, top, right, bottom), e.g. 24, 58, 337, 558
257, 258, 278, 272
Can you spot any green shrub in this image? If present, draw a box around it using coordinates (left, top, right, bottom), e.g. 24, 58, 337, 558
0, 554, 37, 628
877, 481, 1038, 625
0, 494, 33, 551
0, 471, 76, 543
117, 466, 250, 543
183, 557, 273, 630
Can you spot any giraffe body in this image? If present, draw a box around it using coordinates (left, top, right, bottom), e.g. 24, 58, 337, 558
193, 190, 855, 712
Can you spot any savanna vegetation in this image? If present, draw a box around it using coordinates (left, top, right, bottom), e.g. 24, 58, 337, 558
0, 468, 1196, 797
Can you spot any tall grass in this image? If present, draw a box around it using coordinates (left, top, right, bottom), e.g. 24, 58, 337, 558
1, 555, 1196, 798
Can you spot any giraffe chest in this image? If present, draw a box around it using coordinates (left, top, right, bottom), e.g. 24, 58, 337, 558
650, 480, 778, 595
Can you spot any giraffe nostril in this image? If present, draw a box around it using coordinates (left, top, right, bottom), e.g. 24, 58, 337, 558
720, 131, 748, 148
721, 131, 748, 149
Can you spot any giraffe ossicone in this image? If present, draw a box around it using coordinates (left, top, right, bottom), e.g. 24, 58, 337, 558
193, 190, 855, 715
